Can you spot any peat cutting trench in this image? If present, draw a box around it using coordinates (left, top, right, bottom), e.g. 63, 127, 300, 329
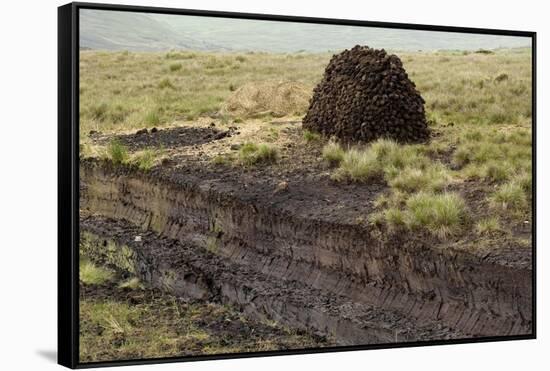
79, 129, 532, 346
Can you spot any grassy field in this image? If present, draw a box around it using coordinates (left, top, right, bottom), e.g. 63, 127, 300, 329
79, 50, 328, 135
79, 48, 531, 133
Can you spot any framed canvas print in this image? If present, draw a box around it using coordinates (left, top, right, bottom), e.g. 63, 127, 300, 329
58, 2, 536, 368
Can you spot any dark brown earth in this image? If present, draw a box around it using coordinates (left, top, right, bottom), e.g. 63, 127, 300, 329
80, 123, 532, 347
90, 125, 237, 151
81, 216, 467, 345
303, 45, 430, 143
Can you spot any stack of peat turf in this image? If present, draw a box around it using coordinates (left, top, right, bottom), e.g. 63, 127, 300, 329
303, 45, 430, 143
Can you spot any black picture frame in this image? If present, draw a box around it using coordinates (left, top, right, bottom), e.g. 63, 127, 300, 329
58, 2, 537, 368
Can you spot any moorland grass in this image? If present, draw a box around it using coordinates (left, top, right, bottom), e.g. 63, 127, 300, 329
80, 48, 531, 137
490, 181, 528, 211
331, 148, 382, 182
322, 141, 345, 165
131, 149, 157, 171
404, 192, 467, 238
80, 50, 330, 134
80, 259, 114, 285
106, 139, 129, 165
169, 62, 182, 72
238, 142, 278, 166
103, 140, 163, 171
475, 217, 502, 235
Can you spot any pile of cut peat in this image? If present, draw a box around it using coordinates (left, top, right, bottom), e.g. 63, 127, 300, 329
303, 45, 430, 143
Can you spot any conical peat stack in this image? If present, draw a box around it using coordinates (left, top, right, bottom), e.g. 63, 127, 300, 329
303, 45, 430, 143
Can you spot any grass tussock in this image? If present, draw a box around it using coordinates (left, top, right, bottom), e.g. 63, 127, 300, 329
383, 207, 407, 229
88, 103, 127, 124
404, 192, 467, 238
475, 217, 501, 235
331, 139, 471, 238
238, 143, 278, 166
144, 110, 161, 126
331, 148, 381, 182
106, 139, 129, 165
371, 191, 468, 239
490, 181, 528, 211
331, 139, 446, 190
322, 141, 345, 165
158, 78, 175, 89
389, 165, 449, 193
103, 140, 163, 171
131, 148, 164, 171
211, 154, 234, 166
80, 259, 114, 285
89, 102, 109, 121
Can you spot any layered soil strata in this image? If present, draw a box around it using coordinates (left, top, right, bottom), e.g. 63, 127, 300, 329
80, 158, 532, 342
81, 216, 464, 345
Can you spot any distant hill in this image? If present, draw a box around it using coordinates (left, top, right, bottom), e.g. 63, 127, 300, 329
80, 10, 225, 51
81, 9, 531, 53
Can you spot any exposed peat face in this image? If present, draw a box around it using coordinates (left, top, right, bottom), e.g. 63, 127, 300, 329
79, 150, 532, 345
